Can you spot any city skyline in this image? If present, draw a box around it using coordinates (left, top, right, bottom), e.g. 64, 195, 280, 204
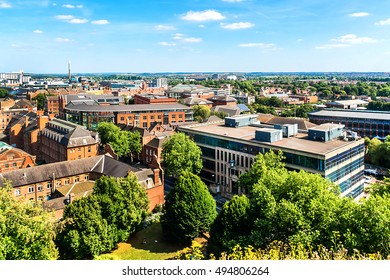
1, 0, 390, 73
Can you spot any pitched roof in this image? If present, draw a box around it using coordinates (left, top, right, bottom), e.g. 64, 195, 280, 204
0, 154, 155, 187
145, 137, 168, 149
259, 115, 317, 130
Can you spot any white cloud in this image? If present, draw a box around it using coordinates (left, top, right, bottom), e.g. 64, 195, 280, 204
172, 33, 202, 43
199, 24, 205, 28
181, 10, 225, 21
238, 43, 276, 49
0, 2, 11, 8
55, 37, 73, 43
375, 18, 390, 26
55, 15, 88, 24
155, 25, 176, 31
315, 44, 350, 50
91, 20, 110, 25
297, 38, 303, 42
220, 22, 254, 30
222, 0, 244, 2
349, 12, 370, 17
159, 42, 177, 46
62, 4, 83, 9
33, 30, 44, 34
332, 34, 377, 44
69, 18, 88, 24
55, 14, 75, 20
11, 44, 20, 48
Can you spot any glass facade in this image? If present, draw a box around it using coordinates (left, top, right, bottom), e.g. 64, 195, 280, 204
338, 170, 364, 193
325, 157, 364, 182
325, 143, 365, 169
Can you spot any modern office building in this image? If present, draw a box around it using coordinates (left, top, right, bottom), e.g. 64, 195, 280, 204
178, 115, 365, 199
64, 103, 193, 130
309, 109, 390, 139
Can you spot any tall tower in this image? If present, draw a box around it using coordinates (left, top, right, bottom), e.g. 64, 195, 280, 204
68, 60, 71, 83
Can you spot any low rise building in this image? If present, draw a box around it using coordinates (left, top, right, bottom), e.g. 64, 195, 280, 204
0, 154, 164, 217
0, 142, 36, 173
309, 109, 390, 139
178, 115, 365, 199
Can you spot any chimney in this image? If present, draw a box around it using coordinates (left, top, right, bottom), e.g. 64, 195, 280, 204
25, 115, 29, 128
69, 193, 75, 204
153, 169, 161, 186
38, 115, 49, 131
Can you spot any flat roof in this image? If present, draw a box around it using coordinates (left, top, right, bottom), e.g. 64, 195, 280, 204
180, 122, 360, 156
309, 109, 390, 120
309, 123, 344, 132
65, 103, 191, 112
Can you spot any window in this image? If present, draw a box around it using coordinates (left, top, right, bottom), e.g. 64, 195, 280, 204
37, 185, 43, 192
78, 155, 81, 159
64, 179, 70, 185
56, 181, 61, 187
88, 146, 91, 153
120, 117, 124, 121
38, 196, 43, 201
78, 147, 81, 152
13, 162, 17, 167
85, 175, 89, 180
14, 189, 21, 196
75, 176, 79, 182
28, 186, 34, 193
151, 116, 154, 120
5, 163, 8, 168
47, 182, 52, 189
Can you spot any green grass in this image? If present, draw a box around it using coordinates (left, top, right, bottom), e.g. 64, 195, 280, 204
98, 223, 186, 260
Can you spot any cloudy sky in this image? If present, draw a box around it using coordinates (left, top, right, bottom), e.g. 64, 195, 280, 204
1, 0, 390, 73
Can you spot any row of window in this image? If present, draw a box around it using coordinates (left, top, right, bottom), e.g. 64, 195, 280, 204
14, 175, 89, 196
325, 144, 365, 170
338, 170, 364, 194
326, 157, 364, 182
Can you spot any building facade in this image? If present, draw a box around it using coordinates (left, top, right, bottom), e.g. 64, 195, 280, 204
179, 115, 365, 199
309, 109, 390, 139
64, 103, 193, 130
0, 142, 36, 173
40, 118, 99, 163
0, 155, 164, 216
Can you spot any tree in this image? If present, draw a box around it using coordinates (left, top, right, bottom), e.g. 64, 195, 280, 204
161, 171, 217, 244
56, 174, 149, 259
93, 174, 149, 242
0, 181, 58, 260
97, 122, 141, 159
0, 88, 8, 98
208, 195, 251, 257
32, 93, 45, 110
161, 132, 202, 177
193, 105, 211, 122
208, 151, 390, 258
56, 196, 115, 259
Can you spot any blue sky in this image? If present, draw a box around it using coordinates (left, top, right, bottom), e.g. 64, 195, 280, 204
1, 0, 390, 73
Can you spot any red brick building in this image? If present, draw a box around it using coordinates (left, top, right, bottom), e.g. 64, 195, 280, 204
0, 142, 36, 173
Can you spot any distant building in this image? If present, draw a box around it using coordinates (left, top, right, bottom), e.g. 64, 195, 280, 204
0, 71, 30, 85
64, 103, 193, 130
309, 109, 390, 139
326, 100, 369, 110
0, 141, 36, 173
45, 95, 60, 116
134, 94, 177, 105
208, 95, 237, 107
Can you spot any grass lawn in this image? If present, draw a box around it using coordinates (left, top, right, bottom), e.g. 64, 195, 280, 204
98, 223, 187, 260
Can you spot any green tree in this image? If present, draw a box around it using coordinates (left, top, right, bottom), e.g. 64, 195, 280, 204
208, 195, 251, 257
0, 181, 58, 260
0, 88, 8, 98
97, 122, 141, 159
32, 93, 45, 110
193, 105, 211, 123
56, 196, 115, 259
161, 171, 217, 244
162, 132, 202, 177
93, 175, 149, 243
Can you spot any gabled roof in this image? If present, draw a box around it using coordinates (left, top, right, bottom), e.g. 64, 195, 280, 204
0, 154, 154, 187
145, 137, 168, 149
